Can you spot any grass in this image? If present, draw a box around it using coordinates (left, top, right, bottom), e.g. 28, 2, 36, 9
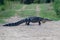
0, 3, 60, 23
26, 4, 37, 9
11, 4, 24, 10
0, 2, 24, 19
0, 5, 5, 11
0, 10, 16, 19
39, 3, 60, 21
18, 10, 36, 17
0, 2, 24, 23
0, 19, 5, 24
18, 4, 38, 17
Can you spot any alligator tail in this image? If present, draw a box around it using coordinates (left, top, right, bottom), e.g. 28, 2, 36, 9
3, 19, 26, 26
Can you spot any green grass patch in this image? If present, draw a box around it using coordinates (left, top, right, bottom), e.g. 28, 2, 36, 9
26, 4, 37, 9
0, 3, 60, 24
11, 4, 24, 10
5, 1, 23, 10
0, 19, 5, 23
40, 10, 59, 20
0, 10, 16, 19
0, 2, 24, 23
0, 5, 5, 11
39, 4, 60, 21
18, 10, 36, 17
0, 2, 24, 19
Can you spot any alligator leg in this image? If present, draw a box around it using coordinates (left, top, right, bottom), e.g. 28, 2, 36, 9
39, 21, 41, 25
26, 21, 30, 25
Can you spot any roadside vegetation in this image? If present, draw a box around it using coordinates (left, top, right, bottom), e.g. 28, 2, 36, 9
0, 0, 60, 23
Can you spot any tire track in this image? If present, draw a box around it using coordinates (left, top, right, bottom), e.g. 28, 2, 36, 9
16, 5, 27, 11
36, 5, 40, 16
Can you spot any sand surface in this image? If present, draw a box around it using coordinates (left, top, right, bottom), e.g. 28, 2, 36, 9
0, 16, 60, 40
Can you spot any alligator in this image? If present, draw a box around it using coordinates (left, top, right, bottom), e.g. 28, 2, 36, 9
3, 16, 52, 26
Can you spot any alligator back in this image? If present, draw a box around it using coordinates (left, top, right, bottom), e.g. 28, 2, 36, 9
27, 17, 44, 23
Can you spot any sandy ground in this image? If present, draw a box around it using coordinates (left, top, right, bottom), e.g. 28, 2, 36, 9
0, 16, 60, 40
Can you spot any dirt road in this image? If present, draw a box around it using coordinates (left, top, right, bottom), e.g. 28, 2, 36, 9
0, 16, 60, 40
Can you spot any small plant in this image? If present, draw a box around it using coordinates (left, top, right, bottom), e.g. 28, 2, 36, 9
54, 0, 60, 17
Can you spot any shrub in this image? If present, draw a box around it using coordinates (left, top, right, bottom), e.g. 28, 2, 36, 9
54, 0, 60, 17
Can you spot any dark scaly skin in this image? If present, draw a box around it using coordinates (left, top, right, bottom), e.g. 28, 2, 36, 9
3, 16, 52, 26
25, 17, 44, 25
